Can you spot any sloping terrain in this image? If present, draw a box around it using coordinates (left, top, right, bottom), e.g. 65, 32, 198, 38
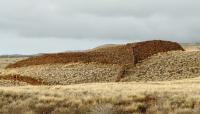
1, 63, 122, 85
0, 57, 31, 86
0, 43, 200, 114
128, 40, 184, 63
6, 40, 184, 68
0, 74, 48, 85
184, 45, 200, 51
0, 57, 28, 69
181, 43, 200, 51
122, 51, 200, 82
5, 47, 134, 68
89, 44, 121, 51
2, 51, 200, 85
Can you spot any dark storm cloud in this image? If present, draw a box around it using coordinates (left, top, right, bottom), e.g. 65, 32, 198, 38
0, 0, 200, 42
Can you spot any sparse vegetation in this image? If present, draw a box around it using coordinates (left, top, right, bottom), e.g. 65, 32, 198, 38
1, 81, 200, 114
0, 74, 49, 85
0, 79, 28, 86
0, 57, 27, 69
0, 41, 200, 114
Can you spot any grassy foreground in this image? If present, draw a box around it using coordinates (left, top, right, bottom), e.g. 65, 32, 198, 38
1, 77, 200, 114
1, 45, 200, 114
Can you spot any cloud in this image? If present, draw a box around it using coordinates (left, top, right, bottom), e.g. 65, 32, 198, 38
0, 0, 199, 42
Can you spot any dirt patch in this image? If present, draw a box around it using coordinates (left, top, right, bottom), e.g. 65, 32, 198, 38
0, 74, 49, 85
6, 40, 184, 68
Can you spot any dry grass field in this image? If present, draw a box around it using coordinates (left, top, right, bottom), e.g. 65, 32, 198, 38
1, 80, 200, 114
181, 43, 200, 51
0, 42, 200, 114
0, 57, 28, 69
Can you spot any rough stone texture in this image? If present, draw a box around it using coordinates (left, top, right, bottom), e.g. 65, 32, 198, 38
1, 51, 200, 85
6, 46, 134, 68
129, 40, 184, 63
2, 63, 122, 85
6, 40, 184, 68
122, 51, 200, 82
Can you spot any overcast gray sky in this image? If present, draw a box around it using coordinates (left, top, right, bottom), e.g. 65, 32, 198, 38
0, 0, 199, 54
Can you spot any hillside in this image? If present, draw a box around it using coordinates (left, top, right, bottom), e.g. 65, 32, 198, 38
0, 41, 200, 114
1, 51, 200, 85
122, 51, 200, 82
6, 40, 184, 68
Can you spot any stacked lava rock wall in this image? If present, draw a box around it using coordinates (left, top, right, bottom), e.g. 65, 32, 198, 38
6, 45, 134, 68
129, 40, 184, 63
6, 40, 184, 68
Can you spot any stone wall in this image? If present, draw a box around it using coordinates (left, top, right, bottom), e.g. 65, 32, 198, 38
6, 40, 184, 68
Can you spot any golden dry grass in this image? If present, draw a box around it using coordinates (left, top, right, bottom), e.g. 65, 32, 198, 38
0, 79, 29, 86
0, 44, 200, 113
1, 78, 200, 114
89, 44, 122, 51
0, 57, 28, 69
181, 43, 200, 51
0, 74, 49, 85
185, 46, 200, 51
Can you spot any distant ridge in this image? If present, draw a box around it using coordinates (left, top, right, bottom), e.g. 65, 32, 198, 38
0, 54, 39, 58
90, 44, 122, 51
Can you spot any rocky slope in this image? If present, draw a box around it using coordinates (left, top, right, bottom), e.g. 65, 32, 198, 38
1, 63, 122, 85
122, 51, 200, 82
